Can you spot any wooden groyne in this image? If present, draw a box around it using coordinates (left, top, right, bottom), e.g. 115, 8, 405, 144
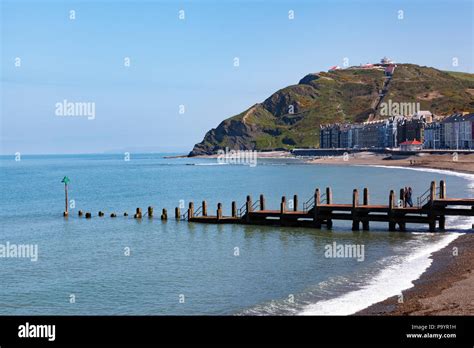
66, 180, 473, 232
178, 181, 474, 232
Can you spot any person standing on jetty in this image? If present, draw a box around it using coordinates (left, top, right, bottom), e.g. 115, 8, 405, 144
403, 187, 408, 207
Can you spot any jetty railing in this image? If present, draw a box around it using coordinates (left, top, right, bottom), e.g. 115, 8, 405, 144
303, 195, 314, 213
416, 186, 440, 207
237, 202, 247, 217
194, 206, 203, 217
181, 210, 189, 220
303, 192, 326, 213
251, 200, 259, 211
237, 199, 259, 217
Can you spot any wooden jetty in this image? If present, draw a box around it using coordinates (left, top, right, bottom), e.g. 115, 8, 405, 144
179, 181, 474, 232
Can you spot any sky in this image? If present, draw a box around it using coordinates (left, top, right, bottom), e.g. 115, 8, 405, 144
1, 0, 473, 155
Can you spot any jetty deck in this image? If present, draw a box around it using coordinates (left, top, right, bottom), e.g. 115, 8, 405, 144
180, 180, 474, 232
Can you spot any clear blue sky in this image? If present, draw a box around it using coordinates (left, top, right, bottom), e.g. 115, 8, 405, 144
1, 0, 473, 154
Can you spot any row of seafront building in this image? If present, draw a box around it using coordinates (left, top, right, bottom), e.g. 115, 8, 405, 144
320, 112, 474, 150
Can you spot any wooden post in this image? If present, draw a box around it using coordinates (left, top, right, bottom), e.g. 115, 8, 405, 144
362, 188, 369, 230
247, 195, 253, 212
147, 206, 153, 218
399, 188, 405, 207
293, 194, 298, 212
78, 210, 83, 217
232, 201, 237, 218
363, 188, 369, 206
429, 219, 436, 232
98, 211, 104, 217
259, 194, 265, 211
388, 190, 396, 231
202, 201, 207, 216
313, 188, 321, 228
326, 187, 332, 204
438, 216, 445, 230
428, 181, 437, 232
440, 180, 446, 199
161, 208, 167, 220
217, 203, 222, 220
188, 202, 194, 219
134, 208, 142, 219
85, 212, 91, 219
124, 212, 128, 217
280, 196, 286, 214
398, 188, 407, 231
430, 181, 436, 204
110, 213, 117, 218
326, 187, 333, 228
315, 188, 321, 206
175, 207, 180, 220
352, 189, 359, 231
389, 190, 395, 210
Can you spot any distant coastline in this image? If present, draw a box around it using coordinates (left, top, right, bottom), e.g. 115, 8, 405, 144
184, 150, 474, 175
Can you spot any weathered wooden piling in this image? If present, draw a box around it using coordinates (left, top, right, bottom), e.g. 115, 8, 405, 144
161, 208, 167, 220
78, 210, 83, 217
362, 188, 370, 230
326, 187, 333, 228
110, 213, 117, 218
147, 206, 153, 218
428, 181, 437, 232
352, 189, 360, 231
313, 188, 322, 228
280, 196, 286, 214
247, 195, 253, 212
363, 188, 369, 206
388, 190, 396, 231
85, 212, 91, 219
124, 212, 128, 217
326, 187, 332, 204
232, 201, 237, 217
98, 211, 104, 217
397, 188, 406, 230
217, 203, 223, 220
438, 180, 446, 229
399, 188, 405, 207
175, 207, 180, 220
430, 181, 436, 204
134, 208, 142, 219
293, 194, 298, 212
202, 201, 207, 217
440, 180, 446, 199
259, 194, 265, 211
188, 202, 194, 219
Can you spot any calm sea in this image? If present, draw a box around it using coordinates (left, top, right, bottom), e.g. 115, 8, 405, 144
0, 154, 472, 315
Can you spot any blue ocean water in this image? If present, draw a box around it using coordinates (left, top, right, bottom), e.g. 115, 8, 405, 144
0, 154, 472, 315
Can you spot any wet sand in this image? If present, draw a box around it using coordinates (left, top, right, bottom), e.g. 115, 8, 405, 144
305, 152, 474, 175
357, 234, 474, 315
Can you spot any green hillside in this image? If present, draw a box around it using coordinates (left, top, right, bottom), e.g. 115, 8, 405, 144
189, 64, 474, 156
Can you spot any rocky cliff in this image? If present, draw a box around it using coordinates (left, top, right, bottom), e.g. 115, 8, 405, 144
189, 64, 474, 156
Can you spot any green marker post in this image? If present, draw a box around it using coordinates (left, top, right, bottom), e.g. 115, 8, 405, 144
61, 176, 70, 216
